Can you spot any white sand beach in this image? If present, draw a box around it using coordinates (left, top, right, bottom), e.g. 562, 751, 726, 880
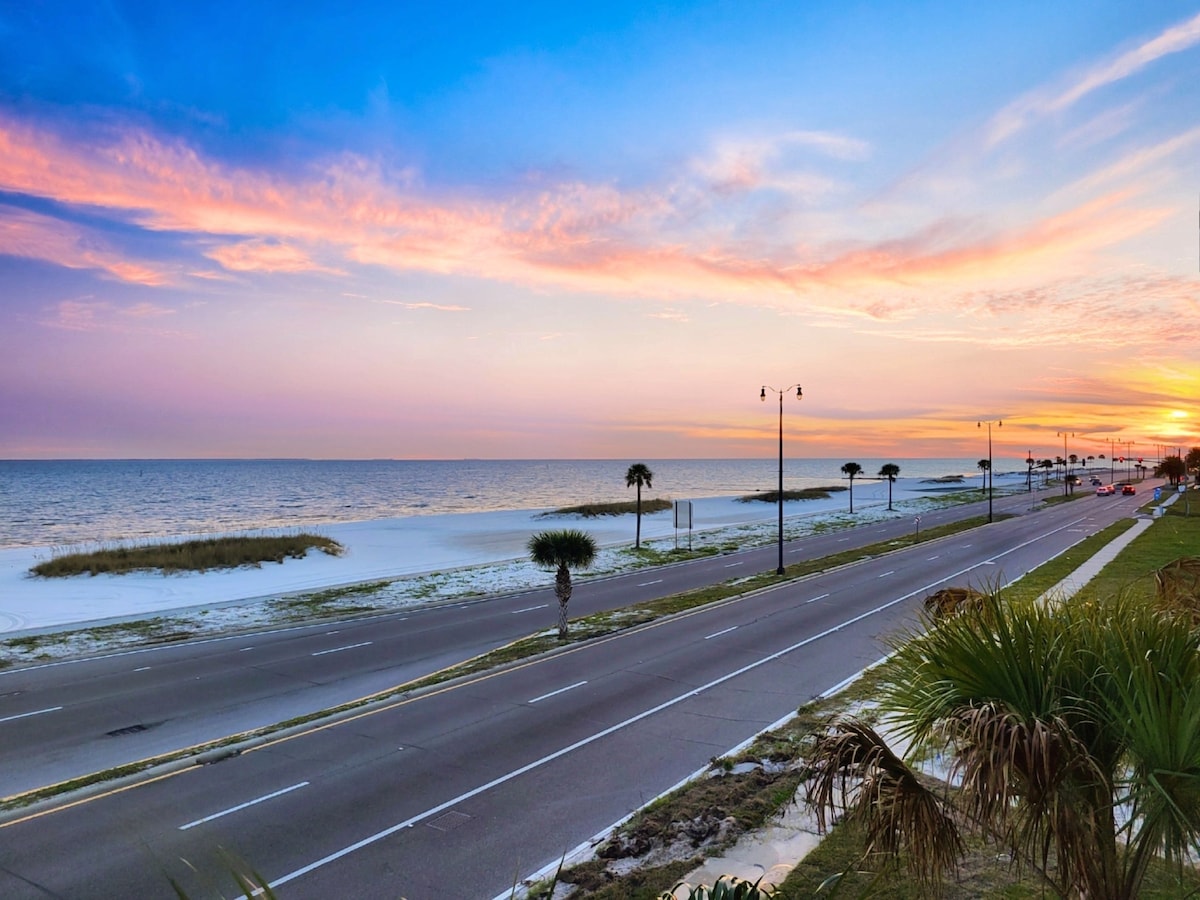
0, 474, 1024, 637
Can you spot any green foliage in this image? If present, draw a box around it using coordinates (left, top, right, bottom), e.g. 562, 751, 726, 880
737, 488, 846, 503
546, 498, 673, 517
31, 533, 343, 577
663, 873, 776, 899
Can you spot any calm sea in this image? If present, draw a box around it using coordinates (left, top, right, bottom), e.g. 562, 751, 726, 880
0, 458, 1014, 549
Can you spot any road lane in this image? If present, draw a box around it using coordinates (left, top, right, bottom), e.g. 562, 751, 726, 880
0, 485, 1147, 798
0, 491, 1153, 897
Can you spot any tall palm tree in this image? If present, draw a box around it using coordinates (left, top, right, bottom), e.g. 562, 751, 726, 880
624, 463, 654, 549
976, 458, 990, 493
527, 529, 597, 639
841, 461, 862, 513
1040, 458, 1054, 487
878, 463, 900, 511
805, 591, 1200, 899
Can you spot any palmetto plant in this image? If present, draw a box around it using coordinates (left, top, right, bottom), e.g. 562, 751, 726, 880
527, 529, 598, 639
662, 874, 776, 899
877, 463, 900, 511
805, 590, 1200, 899
840, 462, 862, 513
625, 462, 654, 549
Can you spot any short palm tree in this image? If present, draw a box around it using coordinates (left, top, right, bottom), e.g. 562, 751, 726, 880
527, 529, 598, 639
878, 463, 900, 511
806, 591, 1200, 899
841, 462, 862, 512
976, 457, 990, 493
624, 463, 654, 549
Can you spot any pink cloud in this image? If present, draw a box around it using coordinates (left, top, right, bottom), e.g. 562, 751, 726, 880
39, 298, 181, 334
0, 206, 171, 285
205, 239, 345, 274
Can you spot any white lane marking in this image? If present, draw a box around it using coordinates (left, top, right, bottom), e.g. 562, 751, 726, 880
239, 647, 255, 652
257, 515, 1091, 896
326, 631, 340, 635
133, 666, 152, 672
528, 681, 587, 704
637, 579, 664, 587
724, 562, 743, 568
877, 571, 894, 578
179, 782, 309, 831
927, 556, 939, 561
311, 641, 373, 657
0, 706, 63, 725
837, 538, 850, 542
805, 593, 830, 604
512, 605, 549, 614
704, 626, 738, 640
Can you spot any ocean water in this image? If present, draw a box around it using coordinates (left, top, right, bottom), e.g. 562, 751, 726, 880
0, 457, 1010, 549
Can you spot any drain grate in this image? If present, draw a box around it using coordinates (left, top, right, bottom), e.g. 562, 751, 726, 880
427, 811, 472, 832
106, 720, 164, 737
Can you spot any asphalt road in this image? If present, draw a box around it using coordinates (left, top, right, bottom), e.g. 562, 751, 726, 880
0, 487, 1151, 898
0, 485, 1122, 798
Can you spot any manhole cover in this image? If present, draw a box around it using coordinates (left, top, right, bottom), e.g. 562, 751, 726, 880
428, 811, 472, 832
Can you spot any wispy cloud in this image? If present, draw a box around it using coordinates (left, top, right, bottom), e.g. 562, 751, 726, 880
0, 205, 171, 285
205, 239, 345, 275
39, 298, 182, 334
379, 300, 471, 312
984, 10, 1200, 147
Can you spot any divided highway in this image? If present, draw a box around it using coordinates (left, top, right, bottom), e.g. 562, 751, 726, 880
2, 486, 1068, 796
0, 487, 1152, 898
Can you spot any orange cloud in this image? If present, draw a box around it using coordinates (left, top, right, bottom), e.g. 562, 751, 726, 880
205, 239, 345, 274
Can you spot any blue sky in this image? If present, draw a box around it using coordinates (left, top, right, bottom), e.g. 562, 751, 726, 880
1, 2, 1198, 460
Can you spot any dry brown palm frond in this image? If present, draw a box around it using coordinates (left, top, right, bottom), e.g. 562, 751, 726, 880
805, 719, 963, 889
921, 587, 987, 620
1154, 557, 1200, 625
944, 702, 1113, 895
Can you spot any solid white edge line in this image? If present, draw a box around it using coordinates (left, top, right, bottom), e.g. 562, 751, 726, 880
179, 781, 310, 831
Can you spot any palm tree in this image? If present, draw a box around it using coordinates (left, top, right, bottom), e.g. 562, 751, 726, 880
805, 591, 1200, 898
527, 529, 598, 639
841, 462, 862, 513
878, 463, 900, 511
976, 458, 990, 493
1040, 457, 1053, 486
624, 463, 654, 549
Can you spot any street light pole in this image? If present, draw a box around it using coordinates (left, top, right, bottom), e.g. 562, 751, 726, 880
978, 419, 1001, 522
761, 383, 802, 575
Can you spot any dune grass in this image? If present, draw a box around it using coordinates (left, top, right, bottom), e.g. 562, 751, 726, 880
544, 498, 673, 517
30, 533, 344, 577
737, 487, 847, 503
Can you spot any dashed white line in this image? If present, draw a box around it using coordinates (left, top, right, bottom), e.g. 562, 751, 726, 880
704, 626, 738, 640
878, 571, 894, 578
0, 706, 63, 725
528, 681, 587, 704
724, 562, 743, 568
927, 556, 940, 561
311, 641, 373, 657
805, 593, 830, 604
179, 782, 310, 831
512, 604, 549, 614
239, 647, 255, 652
637, 579, 664, 586
133, 666, 152, 672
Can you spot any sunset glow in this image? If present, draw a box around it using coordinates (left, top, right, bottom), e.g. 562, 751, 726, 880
1, 3, 1197, 461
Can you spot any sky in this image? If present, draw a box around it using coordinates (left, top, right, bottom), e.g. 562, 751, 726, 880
1, 1, 1198, 462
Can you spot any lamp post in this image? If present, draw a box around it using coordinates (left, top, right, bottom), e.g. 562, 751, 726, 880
978, 419, 1001, 522
761, 383, 802, 575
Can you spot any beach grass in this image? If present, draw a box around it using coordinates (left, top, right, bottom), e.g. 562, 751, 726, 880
737, 487, 846, 503
542, 498, 673, 517
30, 533, 344, 577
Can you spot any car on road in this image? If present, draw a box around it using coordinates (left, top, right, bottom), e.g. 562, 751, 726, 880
1090, 477, 1103, 486
1122, 484, 1136, 495
1096, 485, 1116, 496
